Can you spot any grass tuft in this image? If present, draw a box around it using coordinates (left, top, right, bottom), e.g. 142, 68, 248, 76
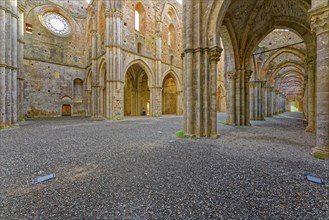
175, 130, 185, 138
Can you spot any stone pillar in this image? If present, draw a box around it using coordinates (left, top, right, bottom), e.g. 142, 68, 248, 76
274, 90, 279, 115
182, 1, 223, 137
249, 81, 255, 120
254, 80, 261, 120
209, 47, 221, 138
266, 86, 272, 117
260, 81, 266, 120
303, 76, 308, 118
5, 0, 12, 127
227, 71, 236, 125
176, 90, 183, 115
270, 86, 274, 116
310, 4, 329, 158
150, 87, 162, 117
11, 2, 18, 125
154, 22, 162, 117
105, 9, 124, 120
305, 58, 316, 132
91, 30, 100, 117
0, 0, 6, 128
17, 2, 25, 121
245, 70, 252, 125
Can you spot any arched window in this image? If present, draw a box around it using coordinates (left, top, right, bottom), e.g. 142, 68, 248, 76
135, 10, 140, 31
168, 24, 175, 48
135, 3, 145, 33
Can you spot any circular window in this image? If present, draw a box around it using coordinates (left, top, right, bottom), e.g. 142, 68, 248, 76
43, 13, 70, 36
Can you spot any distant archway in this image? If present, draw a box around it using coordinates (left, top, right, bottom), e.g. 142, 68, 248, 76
162, 74, 177, 115
124, 63, 150, 116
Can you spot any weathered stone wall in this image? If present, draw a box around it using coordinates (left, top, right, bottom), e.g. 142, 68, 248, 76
24, 60, 85, 117
85, 0, 183, 119
23, 0, 88, 117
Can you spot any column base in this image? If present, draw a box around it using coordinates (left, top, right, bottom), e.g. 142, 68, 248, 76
311, 147, 329, 160
211, 133, 220, 139
305, 126, 315, 133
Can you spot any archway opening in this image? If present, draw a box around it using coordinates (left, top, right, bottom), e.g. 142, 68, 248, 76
290, 100, 299, 112
162, 74, 177, 115
124, 63, 150, 116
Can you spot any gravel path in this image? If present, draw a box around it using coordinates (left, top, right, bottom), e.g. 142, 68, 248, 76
0, 112, 328, 219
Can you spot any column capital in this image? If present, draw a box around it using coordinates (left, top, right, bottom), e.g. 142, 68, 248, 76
209, 46, 223, 63
310, 5, 329, 35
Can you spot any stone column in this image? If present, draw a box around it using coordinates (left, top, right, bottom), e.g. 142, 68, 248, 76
305, 58, 316, 132
0, 0, 6, 128
227, 71, 236, 125
5, 0, 12, 127
260, 81, 266, 120
105, 9, 124, 120
270, 86, 274, 116
150, 87, 162, 117
154, 22, 162, 117
266, 86, 272, 117
264, 85, 269, 117
11, 2, 18, 125
17, 3, 25, 121
303, 76, 308, 119
245, 70, 252, 125
274, 90, 279, 115
209, 47, 221, 138
249, 81, 255, 120
310, 5, 329, 158
255, 81, 261, 120
91, 30, 100, 117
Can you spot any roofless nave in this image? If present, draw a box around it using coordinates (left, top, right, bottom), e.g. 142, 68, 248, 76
0, 0, 328, 159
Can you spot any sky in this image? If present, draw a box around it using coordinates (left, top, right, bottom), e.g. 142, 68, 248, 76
176, 0, 182, 5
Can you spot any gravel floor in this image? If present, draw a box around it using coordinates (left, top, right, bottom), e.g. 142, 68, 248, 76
0, 112, 328, 219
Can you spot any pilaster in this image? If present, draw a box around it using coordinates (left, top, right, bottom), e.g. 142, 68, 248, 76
310, 5, 329, 158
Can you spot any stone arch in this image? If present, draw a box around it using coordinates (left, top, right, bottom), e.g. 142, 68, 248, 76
220, 24, 238, 73
260, 47, 306, 80
124, 60, 153, 87
162, 73, 178, 115
205, 0, 232, 47
124, 61, 152, 117
160, 3, 179, 23
269, 61, 305, 83
161, 69, 182, 92
243, 20, 315, 70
